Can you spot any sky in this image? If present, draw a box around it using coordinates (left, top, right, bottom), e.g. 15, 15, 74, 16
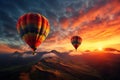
0, 0, 120, 53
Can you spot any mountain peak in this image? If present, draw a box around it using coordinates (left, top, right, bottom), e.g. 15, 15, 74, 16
50, 50, 60, 54
40, 54, 61, 64
103, 48, 120, 52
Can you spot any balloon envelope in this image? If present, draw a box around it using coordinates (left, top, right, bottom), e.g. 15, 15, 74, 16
71, 36, 82, 50
17, 13, 50, 53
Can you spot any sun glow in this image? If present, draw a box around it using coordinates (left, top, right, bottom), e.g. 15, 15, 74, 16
98, 47, 103, 51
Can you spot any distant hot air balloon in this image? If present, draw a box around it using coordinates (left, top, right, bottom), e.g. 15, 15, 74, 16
71, 36, 82, 50
16, 13, 50, 55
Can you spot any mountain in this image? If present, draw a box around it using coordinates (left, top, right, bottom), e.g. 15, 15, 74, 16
0, 50, 120, 80
103, 48, 120, 52
70, 52, 120, 80
0, 55, 101, 80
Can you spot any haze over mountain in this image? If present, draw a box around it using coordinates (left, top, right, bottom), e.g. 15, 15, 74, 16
0, 50, 120, 80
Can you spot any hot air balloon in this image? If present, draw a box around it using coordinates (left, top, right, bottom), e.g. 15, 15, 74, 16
71, 36, 82, 50
16, 13, 50, 55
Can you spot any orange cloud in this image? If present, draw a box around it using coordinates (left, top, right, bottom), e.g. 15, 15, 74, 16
70, 0, 119, 27
60, 17, 70, 29
42, 0, 120, 52
0, 44, 23, 53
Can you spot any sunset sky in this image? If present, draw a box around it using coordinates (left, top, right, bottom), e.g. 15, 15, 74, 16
0, 0, 120, 53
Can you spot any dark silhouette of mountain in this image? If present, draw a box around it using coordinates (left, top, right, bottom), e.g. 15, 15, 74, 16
70, 52, 120, 80
103, 48, 120, 52
0, 50, 120, 80
0, 55, 101, 80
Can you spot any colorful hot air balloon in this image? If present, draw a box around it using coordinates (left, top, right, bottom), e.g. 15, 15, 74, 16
71, 36, 82, 50
16, 13, 50, 55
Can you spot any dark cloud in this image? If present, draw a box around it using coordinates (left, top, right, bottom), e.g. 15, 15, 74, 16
42, 0, 61, 10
